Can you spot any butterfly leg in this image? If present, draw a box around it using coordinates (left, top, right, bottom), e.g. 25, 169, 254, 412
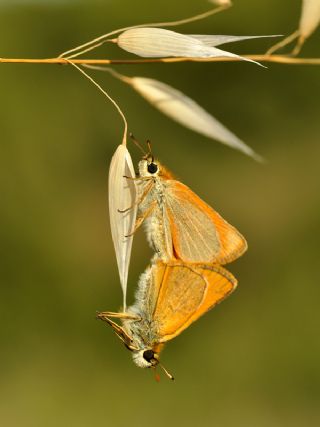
97, 311, 140, 321
97, 312, 139, 350
118, 181, 153, 213
124, 201, 156, 237
123, 176, 152, 181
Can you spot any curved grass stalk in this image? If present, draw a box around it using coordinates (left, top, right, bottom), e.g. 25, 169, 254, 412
266, 30, 300, 56
59, 4, 230, 59
65, 59, 128, 145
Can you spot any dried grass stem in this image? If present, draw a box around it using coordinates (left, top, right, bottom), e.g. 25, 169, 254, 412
1, 55, 320, 65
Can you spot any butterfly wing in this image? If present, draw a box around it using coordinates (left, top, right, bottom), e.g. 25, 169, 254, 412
151, 261, 237, 343
165, 181, 247, 264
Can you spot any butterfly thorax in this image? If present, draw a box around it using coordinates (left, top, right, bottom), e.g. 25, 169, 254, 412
121, 267, 164, 368
138, 159, 174, 261
123, 319, 158, 368
122, 309, 162, 368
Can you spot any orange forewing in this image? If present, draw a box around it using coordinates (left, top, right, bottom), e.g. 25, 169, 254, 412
151, 262, 237, 343
166, 181, 247, 264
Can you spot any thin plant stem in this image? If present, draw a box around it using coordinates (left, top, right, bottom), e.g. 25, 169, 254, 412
59, 4, 230, 59
292, 36, 305, 56
66, 39, 116, 59
266, 30, 300, 55
1, 55, 320, 65
83, 64, 132, 84
65, 59, 128, 145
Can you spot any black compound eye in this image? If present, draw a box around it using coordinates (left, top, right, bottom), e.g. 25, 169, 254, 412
147, 163, 158, 174
143, 349, 155, 362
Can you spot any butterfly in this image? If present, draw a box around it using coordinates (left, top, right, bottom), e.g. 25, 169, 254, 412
124, 147, 247, 264
98, 260, 237, 379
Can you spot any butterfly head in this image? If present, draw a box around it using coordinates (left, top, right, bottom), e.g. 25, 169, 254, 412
132, 348, 174, 380
132, 348, 159, 368
138, 156, 161, 178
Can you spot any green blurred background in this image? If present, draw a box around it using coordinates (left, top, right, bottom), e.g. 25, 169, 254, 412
0, 1, 319, 426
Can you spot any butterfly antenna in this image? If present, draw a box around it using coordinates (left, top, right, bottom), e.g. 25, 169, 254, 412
146, 140, 154, 162
158, 362, 174, 381
129, 133, 147, 155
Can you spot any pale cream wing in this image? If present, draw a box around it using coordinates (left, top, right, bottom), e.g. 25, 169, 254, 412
165, 181, 247, 264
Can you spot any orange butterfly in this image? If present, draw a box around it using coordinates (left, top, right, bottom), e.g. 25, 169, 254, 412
125, 148, 247, 264
98, 260, 237, 379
